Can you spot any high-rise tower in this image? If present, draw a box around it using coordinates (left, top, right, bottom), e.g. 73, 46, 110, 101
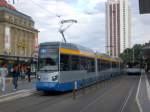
106, 0, 131, 57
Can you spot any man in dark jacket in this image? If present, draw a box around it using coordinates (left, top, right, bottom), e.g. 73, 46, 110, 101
12, 66, 19, 90
27, 66, 31, 82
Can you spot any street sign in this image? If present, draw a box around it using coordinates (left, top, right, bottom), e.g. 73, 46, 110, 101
139, 0, 150, 14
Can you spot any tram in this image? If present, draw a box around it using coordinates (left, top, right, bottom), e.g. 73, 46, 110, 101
36, 42, 122, 92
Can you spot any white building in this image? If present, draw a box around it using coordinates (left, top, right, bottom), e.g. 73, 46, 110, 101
106, 0, 131, 57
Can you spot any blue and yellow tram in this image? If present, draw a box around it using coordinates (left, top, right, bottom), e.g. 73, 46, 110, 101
36, 42, 122, 92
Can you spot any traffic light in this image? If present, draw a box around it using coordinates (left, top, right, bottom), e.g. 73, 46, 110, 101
139, 0, 150, 14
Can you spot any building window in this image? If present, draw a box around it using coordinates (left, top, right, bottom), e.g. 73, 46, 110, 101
24, 21, 26, 26
14, 18, 18, 24
9, 16, 14, 22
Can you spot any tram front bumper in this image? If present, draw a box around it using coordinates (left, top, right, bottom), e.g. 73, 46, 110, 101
36, 82, 58, 91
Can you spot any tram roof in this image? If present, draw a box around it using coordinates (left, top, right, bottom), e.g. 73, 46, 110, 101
40, 42, 95, 54
40, 42, 122, 62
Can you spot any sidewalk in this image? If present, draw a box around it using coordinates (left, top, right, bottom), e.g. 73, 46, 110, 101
0, 77, 36, 96
136, 73, 150, 112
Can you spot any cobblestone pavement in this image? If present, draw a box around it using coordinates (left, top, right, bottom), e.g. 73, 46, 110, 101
0, 77, 36, 95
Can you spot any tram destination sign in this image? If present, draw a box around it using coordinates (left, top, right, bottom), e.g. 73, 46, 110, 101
39, 46, 58, 58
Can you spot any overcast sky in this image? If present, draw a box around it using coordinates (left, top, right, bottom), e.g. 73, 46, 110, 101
9, 0, 150, 53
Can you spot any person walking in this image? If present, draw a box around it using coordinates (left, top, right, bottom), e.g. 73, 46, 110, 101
12, 66, 19, 90
20, 66, 26, 80
0, 65, 2, 92
26, 66, 31, 82
0, 63, 8, 93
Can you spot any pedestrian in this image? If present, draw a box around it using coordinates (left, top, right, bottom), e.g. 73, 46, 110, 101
0, 65, 2, 93
26, 66, 31, 82
12, 66, 19, 90
0, 63, 8, 93
20, 66, 26, 80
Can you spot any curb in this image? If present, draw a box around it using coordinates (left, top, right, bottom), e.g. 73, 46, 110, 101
0, 89, 36, 103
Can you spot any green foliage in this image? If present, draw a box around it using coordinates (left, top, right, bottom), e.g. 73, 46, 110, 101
119, 44, 143, 64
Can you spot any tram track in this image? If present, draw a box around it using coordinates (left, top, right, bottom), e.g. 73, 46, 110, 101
78, 75, 137, 112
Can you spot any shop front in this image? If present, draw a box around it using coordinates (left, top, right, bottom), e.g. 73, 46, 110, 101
0, 55, 38, 76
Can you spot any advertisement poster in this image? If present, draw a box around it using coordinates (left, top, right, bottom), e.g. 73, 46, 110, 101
34, 36, 38, 58
5, 26, 11, 54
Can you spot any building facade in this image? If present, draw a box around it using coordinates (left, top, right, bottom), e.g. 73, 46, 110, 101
0, 0, 38, 63
106, 0, 131, 57
0, 0, 38, 70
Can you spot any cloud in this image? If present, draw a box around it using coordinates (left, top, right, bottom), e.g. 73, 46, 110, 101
11, 0, 150, 54
13, 0, 106, 53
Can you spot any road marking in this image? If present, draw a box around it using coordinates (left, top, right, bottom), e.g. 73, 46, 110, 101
145, 74, 150, 100
136, 74, 143, 112
120, 85, 134, 112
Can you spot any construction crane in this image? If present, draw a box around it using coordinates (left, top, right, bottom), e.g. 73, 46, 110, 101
59, 19, 77, 43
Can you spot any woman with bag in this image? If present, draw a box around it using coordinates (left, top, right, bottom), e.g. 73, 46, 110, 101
0, 63, 8, 92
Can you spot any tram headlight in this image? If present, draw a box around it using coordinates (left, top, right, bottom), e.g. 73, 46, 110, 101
52, 75, 58, 81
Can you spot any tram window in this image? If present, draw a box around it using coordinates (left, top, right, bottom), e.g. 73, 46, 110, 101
39, 58, 57, 67
60, 54, 70, 71
87, 58, 91, 72
101, 61, 105, 70
115, 63, 117, 68
91, 59, 95, 72
112, 62, 117, 68
107, 61, 111, 69
101, 61, 109, 70
80, 57, 87, 70
71, 56, 80, 70
98, 59, 101, 71
104, 61, 107, 70
87, 58, 95, 72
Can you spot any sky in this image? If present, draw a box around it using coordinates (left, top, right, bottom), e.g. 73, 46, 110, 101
8, 0, 150, 53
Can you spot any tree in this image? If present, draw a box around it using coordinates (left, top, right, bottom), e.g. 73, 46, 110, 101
119, 44, 144, 65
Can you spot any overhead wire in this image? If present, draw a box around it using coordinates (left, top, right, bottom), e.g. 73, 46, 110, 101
13, 0, 63, 25
30, 0, 60, 18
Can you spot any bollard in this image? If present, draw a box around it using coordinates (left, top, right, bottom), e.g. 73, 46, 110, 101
73, 81, 77, 100
82, 79, 85, 95
8, 78, 13, 91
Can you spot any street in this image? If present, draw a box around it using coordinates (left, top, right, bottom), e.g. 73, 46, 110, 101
0, 75, 142, 112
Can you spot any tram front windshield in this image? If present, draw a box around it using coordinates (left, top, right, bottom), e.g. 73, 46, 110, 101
38, 48, 59, 72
